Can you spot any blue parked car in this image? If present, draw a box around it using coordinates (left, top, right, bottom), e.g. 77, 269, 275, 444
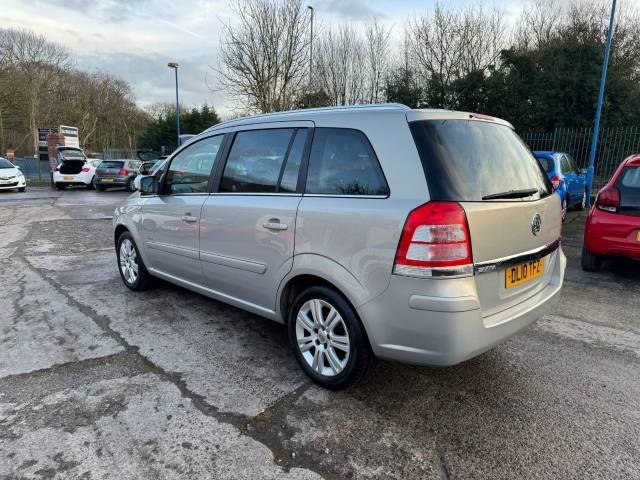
534, 151, 587, 221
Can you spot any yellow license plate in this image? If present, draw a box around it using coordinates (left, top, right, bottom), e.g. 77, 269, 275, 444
505, 258, 545, 289
101, 178, 114, 182
63, 176, 74, 180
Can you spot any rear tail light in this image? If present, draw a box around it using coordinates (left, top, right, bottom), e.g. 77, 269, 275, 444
550, 175, 560, 191
119, 168, 129, 175
394, 202, 473, 278
81, 167, 91, 173
596, 186, 619, 213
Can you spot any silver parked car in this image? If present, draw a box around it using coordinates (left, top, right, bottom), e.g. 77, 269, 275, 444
113, 104, 565, 389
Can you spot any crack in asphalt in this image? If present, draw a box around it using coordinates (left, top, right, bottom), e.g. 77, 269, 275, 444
16, 253, 332, 479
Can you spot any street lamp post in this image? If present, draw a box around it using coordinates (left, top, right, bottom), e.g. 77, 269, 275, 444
167, 62, 181, 148
585, 0, 617, 207
307, 6, 314, 90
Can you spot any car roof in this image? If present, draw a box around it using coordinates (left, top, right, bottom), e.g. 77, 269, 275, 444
623, 154, 640, 166
204, 104, 513, 133
533, 151, 565, 157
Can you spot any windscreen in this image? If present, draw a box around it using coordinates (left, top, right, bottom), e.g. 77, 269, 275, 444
99, 161, 124, 169
409, 120, 552, 201
0, 158, 14, 169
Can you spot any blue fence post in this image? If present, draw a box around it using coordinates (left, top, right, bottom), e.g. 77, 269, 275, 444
586, 0, 617, 207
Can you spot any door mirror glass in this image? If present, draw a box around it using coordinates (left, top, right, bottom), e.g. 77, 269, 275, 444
139, 175, 158, 195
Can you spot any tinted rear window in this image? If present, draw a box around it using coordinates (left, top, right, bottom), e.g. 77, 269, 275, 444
99, 161, 124, 169
409, 120, 552, 201
617, 166, 640, 214
536, 155, 555, 173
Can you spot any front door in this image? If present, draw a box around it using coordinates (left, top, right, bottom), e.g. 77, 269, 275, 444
200, 125, 310, 311
142, 134, 224, 284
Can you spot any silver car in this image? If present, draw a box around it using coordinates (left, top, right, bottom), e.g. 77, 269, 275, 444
113, 104, 565, 389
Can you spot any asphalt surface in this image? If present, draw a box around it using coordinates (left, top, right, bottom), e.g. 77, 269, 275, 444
0, 186, 639, 480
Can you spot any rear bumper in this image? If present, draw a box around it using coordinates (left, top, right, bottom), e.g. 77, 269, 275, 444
358, 248, 566, 366
53, 172, 92, 185
95, 176, 130, 186
585, 209, 640, 258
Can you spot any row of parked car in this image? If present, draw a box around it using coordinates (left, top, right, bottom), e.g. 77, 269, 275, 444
51, 146, 165, 191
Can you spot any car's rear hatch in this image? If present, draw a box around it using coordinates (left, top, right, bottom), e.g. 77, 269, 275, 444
57, 148, 87, 175
96, 161, 125, 178
408, 112, 561, 318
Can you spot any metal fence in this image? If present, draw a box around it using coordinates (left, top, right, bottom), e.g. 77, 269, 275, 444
520, 126, 640, 191
13, 157, 51, 184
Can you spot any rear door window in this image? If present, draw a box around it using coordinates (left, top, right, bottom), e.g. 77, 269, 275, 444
220, 129, 295, 193
165, 135, 223, 194
409, 120, 551, 201
560, 156, 572, 175
617, 166, 640, 215
305, 128, 389, 196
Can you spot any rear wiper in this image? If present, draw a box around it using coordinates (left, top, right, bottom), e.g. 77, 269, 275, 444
482, 188, 539, 200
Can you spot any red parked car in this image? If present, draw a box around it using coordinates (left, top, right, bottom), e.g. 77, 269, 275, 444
582, 154, 640, 271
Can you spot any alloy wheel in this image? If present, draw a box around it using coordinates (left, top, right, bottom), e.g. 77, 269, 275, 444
561, 198, 567, 221
295, 299, 350, 377
119, 239, 139, 285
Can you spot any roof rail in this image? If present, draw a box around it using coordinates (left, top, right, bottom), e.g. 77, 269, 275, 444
207, 103, 410, 131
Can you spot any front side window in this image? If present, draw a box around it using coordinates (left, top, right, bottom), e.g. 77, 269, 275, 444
165, 135, 223, 194
305, 128, 389, 196
560, 156, 572, 174
220, 129, 295, 193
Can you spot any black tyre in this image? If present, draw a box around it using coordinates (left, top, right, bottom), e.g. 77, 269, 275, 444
18, 187, 25, 192
87, 177, 96, 190
288, 286, 373, 390
581, 245, 602, 272
55, 183, 66, 190
96, 185, 106, 191
561, 196, 568, 222
126, 177, 135, 192
116, 231, 153, 291
576, 190, 587, 211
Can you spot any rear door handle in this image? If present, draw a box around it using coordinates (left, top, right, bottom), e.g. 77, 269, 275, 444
263, 221, 288, 231
181, 215, 197, 223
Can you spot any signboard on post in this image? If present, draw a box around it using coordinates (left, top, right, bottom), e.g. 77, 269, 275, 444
59, 125, 80, 148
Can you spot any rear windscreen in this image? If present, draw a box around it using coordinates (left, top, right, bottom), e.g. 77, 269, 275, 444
617, 166, 640, 215
99, 161, 124, 169
409, 120, 552, 201
536, 155, 555, 173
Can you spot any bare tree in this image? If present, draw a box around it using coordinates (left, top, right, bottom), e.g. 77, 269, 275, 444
315, 23, 366, 106
364, 20, 392, 103
218, 0, 311, 113
407, 2, 506, 106
517, 0, 564, 49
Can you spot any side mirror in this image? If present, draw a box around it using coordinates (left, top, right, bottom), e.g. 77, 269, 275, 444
139, 176, 158, 195
580, 168, 588, 175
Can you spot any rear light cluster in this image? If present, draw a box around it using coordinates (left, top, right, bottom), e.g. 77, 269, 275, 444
81, 167, 91, 173
550, 175, 560, 191
119, 168, 129, 175
596, 186, 619, 213
394, 202, 473, 278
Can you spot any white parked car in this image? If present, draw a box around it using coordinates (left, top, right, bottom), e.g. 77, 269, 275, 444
0, 157, 26, 192
52, 147, 99, 190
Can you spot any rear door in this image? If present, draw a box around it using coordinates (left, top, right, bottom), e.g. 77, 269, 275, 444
408, 117, 561, 318
199, 123, 311, 311
142, 134, 224, 284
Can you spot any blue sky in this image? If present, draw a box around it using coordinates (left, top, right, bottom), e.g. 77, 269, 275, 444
3, 0, 526, 115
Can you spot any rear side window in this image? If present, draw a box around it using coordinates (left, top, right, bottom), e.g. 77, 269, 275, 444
409, 120, 551, 201
220, 129, 294, 193
617, 167, 640, 214
560, 156, 572, 174
536, 155, 555, 173
305, 128, 389, 196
